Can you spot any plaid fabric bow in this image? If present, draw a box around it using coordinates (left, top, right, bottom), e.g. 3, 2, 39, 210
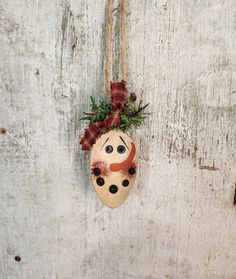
80, 81, 127, 151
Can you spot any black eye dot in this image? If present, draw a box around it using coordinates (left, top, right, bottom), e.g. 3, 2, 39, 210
122, 179, 129, 187
109, 185, 118, 194
96, 177, 105, 186
93, 168, 101, 176
117, 145, 126, 154
128, 167, 136, 175
105, 145, 113, 154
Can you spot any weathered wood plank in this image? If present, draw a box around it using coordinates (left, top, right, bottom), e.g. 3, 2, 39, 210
0, 0, 235, 278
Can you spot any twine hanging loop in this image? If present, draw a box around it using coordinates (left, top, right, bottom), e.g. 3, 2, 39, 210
105, 0, 128, 93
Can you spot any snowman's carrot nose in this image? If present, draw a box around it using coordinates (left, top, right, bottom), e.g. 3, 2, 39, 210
109, 142, 136, 172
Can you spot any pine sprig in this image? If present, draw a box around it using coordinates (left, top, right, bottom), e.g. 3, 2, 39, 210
80, 95, 149, 132
79, 96, 111, 123
120, 101, 149, 131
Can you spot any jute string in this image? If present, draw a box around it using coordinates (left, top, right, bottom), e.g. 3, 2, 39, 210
105, 0, 128, 94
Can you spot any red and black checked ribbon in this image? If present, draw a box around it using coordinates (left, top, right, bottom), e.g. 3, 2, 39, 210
80, 81, 127, 151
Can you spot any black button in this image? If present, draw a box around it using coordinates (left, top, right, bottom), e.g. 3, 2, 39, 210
122, 179, 129, 187
93, 168, 101, 176
117, 145, 126, 154
105, 145, 113, 154
128, 167, 135, 175
96, 177, 105, 186
109, 185, 118, 194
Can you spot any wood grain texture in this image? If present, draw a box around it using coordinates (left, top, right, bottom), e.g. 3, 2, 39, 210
0, 0, 236, 278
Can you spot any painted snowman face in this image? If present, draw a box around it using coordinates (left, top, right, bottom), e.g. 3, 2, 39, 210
90, 130, 138, 208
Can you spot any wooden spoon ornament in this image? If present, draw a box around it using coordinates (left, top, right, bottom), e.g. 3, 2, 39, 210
79, 1, 149, 207
80, 82, 148, 208
90, 129, 138, 208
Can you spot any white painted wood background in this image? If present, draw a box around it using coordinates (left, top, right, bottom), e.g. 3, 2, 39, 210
0, 0, 236, 278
